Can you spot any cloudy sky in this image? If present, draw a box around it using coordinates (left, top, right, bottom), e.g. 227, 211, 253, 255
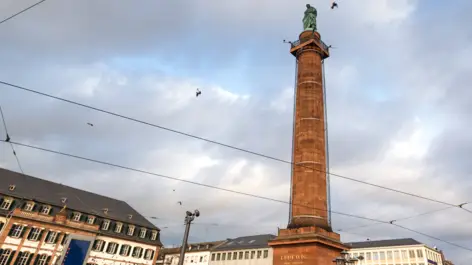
1, 0, 472, 263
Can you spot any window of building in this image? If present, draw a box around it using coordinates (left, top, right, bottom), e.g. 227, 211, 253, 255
72, 212, 81, 222
127, 226, 135, 236
115, 223, 123, 233
200, 256, 203, 262
37, 254, 49, 265
10, 225, 24, 238
216, 253, 221, 261
366, 253, 371, 260
0, 249, 12, 265
257, 250, 262, 259
93, 240, 105, 251
87, 216, 95, 225
28, 227, 42, 241
139, 228, 146, 238
244, 251, 248, 259
222, 253, 226, 260
263, 250, 268, 258
233, 252, 237, 260
211, 254, 215, 261
359, 253, 364, 259
238, 252, 243, 259
387, 251, 393, 259
24, 202, 34, 211
401, 250, 407, 259
45, 231, 58, 244
102, 220, 110, 230
373, 252, 379, 260
394, 251, 400, 259
145, 249, 154, 260
0, 198, 12, 210
151, 230, 158, 240
120, 245, 131, 256
41, 206, 51, 215
408, 250, 416, 258
17, 252, 30, 265
132, 247, 143, 258
251, 251, 255, 259
106, 242, 119, 254
380, 252, 386, 260
61, 234, 68, 245
227, 253, 231, 260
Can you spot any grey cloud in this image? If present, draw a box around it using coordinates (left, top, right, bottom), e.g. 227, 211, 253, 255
1, 0, 472, 263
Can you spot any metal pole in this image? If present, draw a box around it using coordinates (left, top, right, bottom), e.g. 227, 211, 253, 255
177, 210, 199, 265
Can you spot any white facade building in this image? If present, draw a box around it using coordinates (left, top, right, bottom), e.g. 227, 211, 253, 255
159, 241, 225, 265
209, 234, 275, 265
346, 238, 444, 265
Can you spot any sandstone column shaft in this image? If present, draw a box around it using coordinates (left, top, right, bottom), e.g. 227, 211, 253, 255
289, 31, 329, 230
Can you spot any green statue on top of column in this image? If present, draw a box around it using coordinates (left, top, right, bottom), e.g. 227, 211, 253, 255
303, 4, 317, 31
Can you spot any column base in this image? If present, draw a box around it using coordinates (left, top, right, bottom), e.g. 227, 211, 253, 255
269, 226, 346, 265
287, 216, 332, 232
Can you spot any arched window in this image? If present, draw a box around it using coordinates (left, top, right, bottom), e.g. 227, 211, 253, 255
144, 249, 155, 260
37, 254, 49, 265
92, 240, 105, 252
17, 251, 31, 265
120, 245, 131, 256
0, 249, 12, 265
132, 247, 143, 258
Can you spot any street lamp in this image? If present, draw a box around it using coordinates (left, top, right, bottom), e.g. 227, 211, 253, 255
332, 250, 362, 265
177, 210, 200, 265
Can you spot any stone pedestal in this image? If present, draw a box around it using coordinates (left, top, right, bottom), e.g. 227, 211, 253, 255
270, 227, 346, 265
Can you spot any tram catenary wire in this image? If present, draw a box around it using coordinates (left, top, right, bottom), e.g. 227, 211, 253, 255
2, 139, 472, 252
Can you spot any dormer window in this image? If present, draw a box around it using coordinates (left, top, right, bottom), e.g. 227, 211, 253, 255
115, 223, 123, 233
87, 216, 95, 224
72, 212, 81, 222
0, 198, 13, 210
102, 220, 110, 230
41, 205, 51, 215
103, 208, 108, 214
61, 197, 67, 203
127, 225, 135, 236
128, 214, 132, 219
9, 185, 15, 191
24, 202, 35, 211
151, 231, 158, 240
139, 228, 147, 238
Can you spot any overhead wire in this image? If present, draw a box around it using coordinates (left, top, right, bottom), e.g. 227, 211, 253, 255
0, 0, 49, 26
0, 80, 467, 211
0, 139, 380, 224
337, 206, 460, 232
2, 139, 472, 252
0, 105, 24, 173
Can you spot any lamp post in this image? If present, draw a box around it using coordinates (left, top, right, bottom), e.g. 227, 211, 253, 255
333, 250, 363, 265
177, 210, 200, 265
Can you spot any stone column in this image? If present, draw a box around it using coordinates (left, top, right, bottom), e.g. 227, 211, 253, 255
289, 30, 329, 231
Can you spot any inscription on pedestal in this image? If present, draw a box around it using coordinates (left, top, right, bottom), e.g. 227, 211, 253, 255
280, 254, 309, 265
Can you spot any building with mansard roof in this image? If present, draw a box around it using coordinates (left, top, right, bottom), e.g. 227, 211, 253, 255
158, 241, 226, 265
0, 168, 162, 265
209, 234, 275, 265
345, 238, 444, 265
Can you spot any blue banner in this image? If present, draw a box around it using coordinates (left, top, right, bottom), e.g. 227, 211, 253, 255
62, 239, 92, 265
